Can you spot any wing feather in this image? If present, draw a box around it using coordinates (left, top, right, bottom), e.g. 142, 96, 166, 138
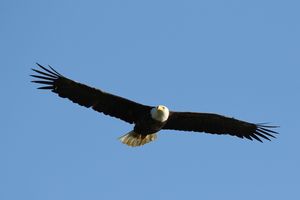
163, 112, 278, 142
31, 63, 151, 124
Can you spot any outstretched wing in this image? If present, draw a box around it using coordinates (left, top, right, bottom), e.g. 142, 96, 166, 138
163, 112, 278, 142
31, 63, 151, 124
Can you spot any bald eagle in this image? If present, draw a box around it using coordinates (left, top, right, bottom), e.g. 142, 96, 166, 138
31, 64, 278, 147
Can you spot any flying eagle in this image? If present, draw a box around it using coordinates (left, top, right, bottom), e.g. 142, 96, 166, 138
31, 64, 278, 147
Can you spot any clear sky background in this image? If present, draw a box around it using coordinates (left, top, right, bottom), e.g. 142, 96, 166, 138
1, 0, 299, 199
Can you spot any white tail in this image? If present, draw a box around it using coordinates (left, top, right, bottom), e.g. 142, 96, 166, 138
118, 131, 157, 147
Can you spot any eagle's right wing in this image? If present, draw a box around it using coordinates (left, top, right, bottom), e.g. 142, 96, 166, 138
31, 63, 151, 124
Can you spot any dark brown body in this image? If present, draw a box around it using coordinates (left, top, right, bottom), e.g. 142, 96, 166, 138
134, 110, 167, 135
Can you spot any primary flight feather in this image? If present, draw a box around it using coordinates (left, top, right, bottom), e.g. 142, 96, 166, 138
31, 63, 278, 147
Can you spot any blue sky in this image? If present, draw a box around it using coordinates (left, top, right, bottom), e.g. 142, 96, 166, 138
1, 0, 299, 199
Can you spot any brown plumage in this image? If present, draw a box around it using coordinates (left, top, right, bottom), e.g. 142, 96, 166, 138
31, 63, 278, 146
163, 112, 277, 142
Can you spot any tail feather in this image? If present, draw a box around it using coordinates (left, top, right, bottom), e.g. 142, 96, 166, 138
118, 131, 157, 147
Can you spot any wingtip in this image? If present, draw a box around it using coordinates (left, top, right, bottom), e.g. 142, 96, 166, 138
36, 62, 42, 68
37, 86, 54, 90
31, 66, 58, 79
48, 64, 63, 76
251, 133, 263, 142
31, 64, 60, 90
257, 123, 280, 129
255, 132, 271, 141
251, 123, 279, 142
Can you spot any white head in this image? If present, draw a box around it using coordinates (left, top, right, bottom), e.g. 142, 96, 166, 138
150, 105, 170, 122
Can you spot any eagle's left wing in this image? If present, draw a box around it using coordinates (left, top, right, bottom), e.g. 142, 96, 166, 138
163, 111, 278, 142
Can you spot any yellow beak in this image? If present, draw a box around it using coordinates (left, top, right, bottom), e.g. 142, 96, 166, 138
157, 106, 164, 111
